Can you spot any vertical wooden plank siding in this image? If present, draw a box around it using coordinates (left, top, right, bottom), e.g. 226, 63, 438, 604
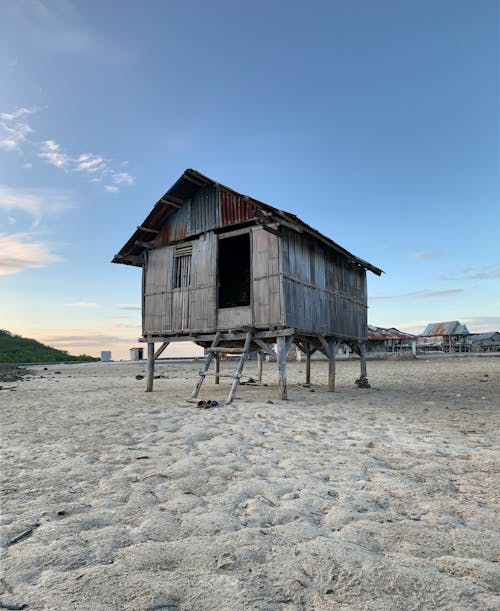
144, 225, 368, 342
252, 227, 282, 326
144, 234, 218, 336
280, 228, 368, 341
144, 246, 174, 335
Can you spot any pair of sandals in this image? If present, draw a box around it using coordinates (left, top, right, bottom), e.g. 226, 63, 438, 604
196, 400, 219, 409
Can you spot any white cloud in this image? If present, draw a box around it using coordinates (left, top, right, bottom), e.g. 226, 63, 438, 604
370, 288, 463, 300
5, 0, 134, 65
437, 265, 500, 282
111, 322, 141, 329
1, 106, 135, 192
463, 316, 500, 333
76, 152, 107, 173
38, 139, 69, 168
409, 251, 442, 260
117, 304, 141, 311
0, 107, 35, 121
112, 172, 135, 186
0, 107, 37, 151
0, 185, 76, 225
0, 232, 62, 275
0, 119, 33, 150
64, 302, 101, 308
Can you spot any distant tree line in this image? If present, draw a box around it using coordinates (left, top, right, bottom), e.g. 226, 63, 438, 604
0, 330, 99, 363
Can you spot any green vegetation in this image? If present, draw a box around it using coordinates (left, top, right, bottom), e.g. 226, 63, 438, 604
0, 330, 99, 364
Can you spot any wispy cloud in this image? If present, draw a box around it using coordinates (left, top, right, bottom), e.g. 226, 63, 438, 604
76, 152, 107, 173
0, 106, 36, 151
111, 172, 135, 186
370, 288, 463, 300
6, 0, 134, 64
111, 322, 141, 329
40, 333, 132, 347
0, 107, 35, 121
0, 232, 62, 275
117, 304, 141, 311
462, 316, 500, 332
437, 265, 500, 282
64, 302, 101, 308
38, 139, 69, 168
1, 106, 135, 192
0, 184, 76, 226
409, 251, 443, 260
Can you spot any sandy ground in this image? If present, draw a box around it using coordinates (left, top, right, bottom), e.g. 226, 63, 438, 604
1, 355, 499, 610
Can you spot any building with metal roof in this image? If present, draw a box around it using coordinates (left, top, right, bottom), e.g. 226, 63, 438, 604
470, 331, 500, 352
367, 325, 417, 354
419, 321, 471, 352
113, 169, 382, 400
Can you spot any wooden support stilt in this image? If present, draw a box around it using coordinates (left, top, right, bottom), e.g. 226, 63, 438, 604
146, 342, 155, 392
277, 336, 288, 400
253, 338, 276, 359
355, 341, 370, 388
154, 341, 170, 360
328, 339, 337, 392
257, 351, 263, 383
305, 343, 311, 386
215, 353, 220, 385
360, 341, 367, 378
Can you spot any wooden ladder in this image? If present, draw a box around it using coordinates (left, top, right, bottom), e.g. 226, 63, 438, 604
191, 331, 221, 399
191, 330, 253, 404
226, 331, 253, 404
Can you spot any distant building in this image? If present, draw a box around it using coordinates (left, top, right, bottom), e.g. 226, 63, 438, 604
130, 347, 144, 361
419, 321, 471, 352
470, 332, 500, 352
367, 325, 417, 354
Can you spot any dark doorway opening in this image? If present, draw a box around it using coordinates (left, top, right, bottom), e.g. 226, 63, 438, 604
218, 233, 251, 308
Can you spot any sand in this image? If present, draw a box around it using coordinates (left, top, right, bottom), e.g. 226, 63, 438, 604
1, 355, 499, 610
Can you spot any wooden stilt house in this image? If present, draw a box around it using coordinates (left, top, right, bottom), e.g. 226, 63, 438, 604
112, 169, 382, 401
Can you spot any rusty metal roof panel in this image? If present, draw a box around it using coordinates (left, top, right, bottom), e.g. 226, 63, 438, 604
112, 168, 383, 276
471, 331, 500, 341
190, 186, 220, 235
368, 325, 416, 340
220, 189, 256, 226
421, 321, 469, 336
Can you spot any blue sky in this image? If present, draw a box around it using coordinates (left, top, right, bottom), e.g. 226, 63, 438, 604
1, 0, 498, 359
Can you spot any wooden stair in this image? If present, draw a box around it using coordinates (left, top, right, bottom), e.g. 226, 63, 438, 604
191, 330, 253, 404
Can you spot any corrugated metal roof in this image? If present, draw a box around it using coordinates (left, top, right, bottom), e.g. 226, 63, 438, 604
112, 168, 383, 276
368, 325, 416, 340
470, 331, 500, 341
421, 321, 470, 337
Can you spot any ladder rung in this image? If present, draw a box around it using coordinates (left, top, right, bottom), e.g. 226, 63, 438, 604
208, 347, 244, 354
211, 373, 243, 378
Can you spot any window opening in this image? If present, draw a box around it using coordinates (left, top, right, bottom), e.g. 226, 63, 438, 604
174, 244, 192, 288
218, 233, 251, 308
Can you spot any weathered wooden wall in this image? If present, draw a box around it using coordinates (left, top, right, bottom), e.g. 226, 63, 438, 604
143, 225, 367, 340
280, 228, 367, 340
143, 233, 217, 335
251, 227, 282, 327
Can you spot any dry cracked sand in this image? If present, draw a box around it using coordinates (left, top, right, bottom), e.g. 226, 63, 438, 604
1, 355, 499, 610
